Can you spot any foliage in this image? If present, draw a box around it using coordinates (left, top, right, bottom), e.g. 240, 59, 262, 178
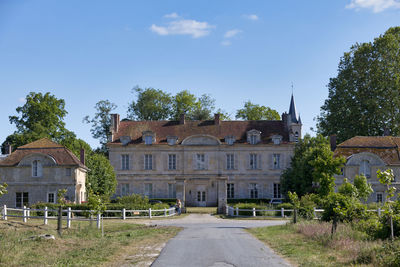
127, 87, 172, 120
377, 168, 397, 240
338, 178, 358, 198
2, 92, 76, 151
57, 189, 67, 205
317, 27, 400, 143
353, 174, 373, 202
87, 188, 106, 215
0, 183, 7, 196
235, 101, 280, 120
86, 153, 117, 200
83, 100, 117, 151
171, 90, 218, 120
281, 134, 345, 198
114, 193, 149, 206
299, 194, 318, 220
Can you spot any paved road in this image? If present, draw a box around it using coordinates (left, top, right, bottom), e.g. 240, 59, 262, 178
150, 214, 292, 267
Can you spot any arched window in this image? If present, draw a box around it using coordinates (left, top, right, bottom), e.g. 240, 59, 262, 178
359, 160, 370, 178
32, 160, 42, 177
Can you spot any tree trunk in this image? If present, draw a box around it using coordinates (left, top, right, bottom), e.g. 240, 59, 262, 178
293, 208, 298, 224
390, 215, 394, 241
331, 216, 337, 238
57, 206, 62, 236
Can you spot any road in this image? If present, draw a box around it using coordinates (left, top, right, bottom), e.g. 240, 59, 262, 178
149, 214, 292, 267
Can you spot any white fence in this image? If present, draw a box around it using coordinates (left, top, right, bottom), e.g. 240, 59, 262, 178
225, 205, 384, 218
1, 205, 176, 229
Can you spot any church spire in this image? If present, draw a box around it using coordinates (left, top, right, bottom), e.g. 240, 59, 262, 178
288, 93, 298, 123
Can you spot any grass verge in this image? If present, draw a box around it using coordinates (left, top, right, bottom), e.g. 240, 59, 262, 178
0, 219, 181, 266
186, 207, 217, 214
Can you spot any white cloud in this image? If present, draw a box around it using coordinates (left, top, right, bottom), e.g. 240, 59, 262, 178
164, 12, 179, 19
221, 40, 231, 46
224, 29, 242, 38
243, 14, 259, 21
346, 0, 400, 12
150, 19, 214, 38
18, 97, 26, 103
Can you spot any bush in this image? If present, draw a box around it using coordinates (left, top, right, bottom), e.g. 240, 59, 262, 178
232, 203, 275, 216
227, 198, 271, 204
276, 203, 293, 217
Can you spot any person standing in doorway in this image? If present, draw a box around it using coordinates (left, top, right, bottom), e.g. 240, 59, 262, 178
176, 199, 182, 215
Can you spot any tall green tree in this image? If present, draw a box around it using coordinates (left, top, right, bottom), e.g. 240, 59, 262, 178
2, 92, 75, 151
235, 101, 280, 120
85, 153, 116, 200
281, 134, 345, 198
83, 100, 117, 152
127, 87, 172, 120
317, 27, 400, 143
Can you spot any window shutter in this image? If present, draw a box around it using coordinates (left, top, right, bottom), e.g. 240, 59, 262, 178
193, 154, 197, 170
258, 154, 262, 170
234, 153, 238, 170
164, 154, 168, 170
139, 154, 144, 170
247, 154, 250, 169
205, 154, 209, 170
280, 154, 284, 169
152, 154, 156, 170
176, 154, 180, 170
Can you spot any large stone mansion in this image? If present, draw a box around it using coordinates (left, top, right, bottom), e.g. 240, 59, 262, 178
107, 95, 302, 208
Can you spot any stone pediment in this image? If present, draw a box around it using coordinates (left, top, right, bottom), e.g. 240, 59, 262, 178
181, 135, 221, 146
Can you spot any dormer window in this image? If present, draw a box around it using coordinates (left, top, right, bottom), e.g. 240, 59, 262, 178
247, 130, 261, 145
167, 136, 178, 146
32, 160, 42, 177
272, 135, 282, 145
225, 136, 235, 145
360, 160, 371, 178
143, 131, 155, 145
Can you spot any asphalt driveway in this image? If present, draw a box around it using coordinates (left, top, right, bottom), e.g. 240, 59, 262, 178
149, 214, 292, 267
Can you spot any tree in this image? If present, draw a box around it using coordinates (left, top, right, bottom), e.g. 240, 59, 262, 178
317, 27, 400, 143
85, 153, 117, 200
0, 183, 7, 197
235, 101, 280, 120
281, 134, 345, 198
377, 169, 397, 240
127, 87, 172, 120
2, 92, 76, 151
83, 100, 117, 152
353, 174, 373, 202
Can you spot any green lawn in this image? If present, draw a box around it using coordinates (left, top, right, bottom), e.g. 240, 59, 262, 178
0, 218, 181, 266
185, 206, 217, 214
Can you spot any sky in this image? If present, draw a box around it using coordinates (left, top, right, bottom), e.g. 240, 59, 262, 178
0, 0, 400, 150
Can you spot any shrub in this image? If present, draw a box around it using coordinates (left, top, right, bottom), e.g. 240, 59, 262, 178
275, 203, 293, 217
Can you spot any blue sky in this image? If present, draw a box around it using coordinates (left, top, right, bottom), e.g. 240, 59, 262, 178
1, 0, 400, 149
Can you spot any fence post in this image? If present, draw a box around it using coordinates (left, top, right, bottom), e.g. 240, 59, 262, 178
23, 206, 27, 223
44, 206, 48, 225
281, 208, 285, 218
2, 205, 7, 221
164, 208, 167, 217
96, 213, 101, 229
149, 208, 152, 219
313, 207, 317, 219
67, 207, 71, 229
27, 207, 30, 220
236, 207, 239, 216
122, 208, 126, 220
253, 207, 256, 217
378, 208, 381, 217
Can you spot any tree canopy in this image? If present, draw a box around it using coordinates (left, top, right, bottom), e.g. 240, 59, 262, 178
280, 134, 346, 198
235, 101, 280, 120
83, 100, 117, 152
317, 27, 400, 143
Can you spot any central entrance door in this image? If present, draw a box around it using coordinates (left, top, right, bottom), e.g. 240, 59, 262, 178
197, 191, 206, 207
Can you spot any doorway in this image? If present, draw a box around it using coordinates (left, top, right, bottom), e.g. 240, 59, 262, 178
197, 191, 206, 207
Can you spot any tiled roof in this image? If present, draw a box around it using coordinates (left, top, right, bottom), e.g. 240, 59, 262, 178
0, 138, 87, 169
334, 136, 400, 165
108, 120, 290, 145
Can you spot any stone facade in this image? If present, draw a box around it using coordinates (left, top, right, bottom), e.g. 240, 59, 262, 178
333, 136, 400, 203
108, 96, 301, 209
0, 138, 88, 207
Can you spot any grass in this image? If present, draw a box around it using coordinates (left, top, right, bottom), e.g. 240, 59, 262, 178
185, 207, 217, 214
216, 214, 289, 220
0, 218, 181, 266
248, 221, 381, 267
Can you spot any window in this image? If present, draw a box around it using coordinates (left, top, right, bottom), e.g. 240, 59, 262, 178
250, 135, 258, 145
273, 154, 280, 169
167, 136, 178, 145
144, 183, 153, 198
121, 184, 130, 196
32, 160, 42, 177
48, 193, 55, 203
226, 154, 234, 170
144, 154, 153, 170
225, 136, 235, 145
197, 191, 206, 202
66, 168, 72, 176
168, 154, 177, 170
273, 183, 281, 199
227, 183, 234, 199
16, 192, 29, 208
377, 193, 383, 203
272, 135, 282, 145
295, 132, 299, 143
144, 135, 153, 145
249, 183, 258, 199
121, 154, 130, 170
196, 154, 206, 170
359, 160, 371, 178
168, 183, 176, 198
250, 154, 258, 169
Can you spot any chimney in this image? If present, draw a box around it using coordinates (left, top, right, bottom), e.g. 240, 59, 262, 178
330, 135, 337, 152
110, 114, 120, 141
180, 113, 185, 125
6, 143, 12, 155
80, 149, 85, 165
214, 113, 220, 125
